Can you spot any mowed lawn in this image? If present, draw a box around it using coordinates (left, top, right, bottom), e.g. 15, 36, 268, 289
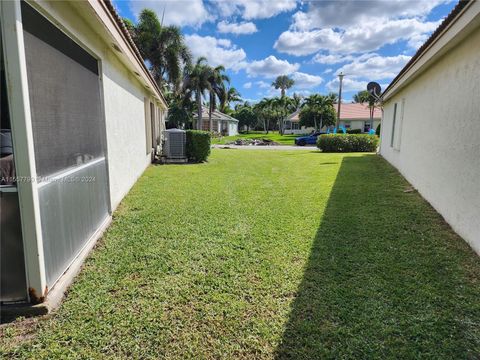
1, 150, 479, 358
212, 131, 301, 145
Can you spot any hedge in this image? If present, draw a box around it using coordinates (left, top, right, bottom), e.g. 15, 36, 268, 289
346, 128, 362, 134
186, 130, 211, 162
317, 134, 379, 152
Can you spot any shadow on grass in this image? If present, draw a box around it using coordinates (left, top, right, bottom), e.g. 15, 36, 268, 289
275, 155, 480, 358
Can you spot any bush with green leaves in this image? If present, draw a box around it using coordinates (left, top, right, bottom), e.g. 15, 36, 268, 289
346, 128, 362, 134
186, 130, 211, 162
317, 134, 379, 152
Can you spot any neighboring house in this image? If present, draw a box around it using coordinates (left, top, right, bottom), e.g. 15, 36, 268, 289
283, 103, 381, 134
195, 107, 239, 136
380, 0, 480, 254
1, 0, 167, 306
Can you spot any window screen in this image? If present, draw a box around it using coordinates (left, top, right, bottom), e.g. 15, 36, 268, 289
22, 2, 105, 177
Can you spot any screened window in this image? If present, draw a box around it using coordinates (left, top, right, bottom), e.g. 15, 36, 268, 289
22, 2, 105, 177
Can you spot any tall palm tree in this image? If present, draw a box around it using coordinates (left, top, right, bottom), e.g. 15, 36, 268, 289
125, 9, 192, 93
272, 75, 295, 97
219, 87, 242, 114
183, 57, 212, 130
208, 65, 230, 131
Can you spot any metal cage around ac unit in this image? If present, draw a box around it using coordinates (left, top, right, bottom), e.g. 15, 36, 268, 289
163, 129, 186, 159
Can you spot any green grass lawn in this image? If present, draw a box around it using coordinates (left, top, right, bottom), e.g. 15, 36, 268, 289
211, 131, 303, 145
1, 150, 479, 358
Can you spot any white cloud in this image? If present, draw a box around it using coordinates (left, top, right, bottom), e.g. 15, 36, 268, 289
274, 0, 447, 56
337, 54, 412, 80
243, 82, 252, 89
323, 68, 333, 74
407, 33, 430, 49
291, 0, 448, 31
184, 34, 246, 70
326, 78, 369, 93
244, 55, 300, 78
216, 0, 297, 20
130, 0, 211, 27
312, 53, 353, 65
291, 72, 323, 89
292, 89, 312, 97
255, 80, 271, 89
217, 21, 258, 35
275, 18, 440, 56
326, 77, 389, 93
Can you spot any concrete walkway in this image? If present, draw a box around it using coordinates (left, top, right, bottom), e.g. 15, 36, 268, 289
212, 144, 318, 151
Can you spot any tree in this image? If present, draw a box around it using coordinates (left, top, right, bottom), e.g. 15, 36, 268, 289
232, 102, 257, 132
166, 95, 193, 128
272, 75, 295, 98
353, 90, 371, 103
183, 57, 212, 130
292, 93, 303, 110
299, 94, 336, 131
125, 10, 191, 93
219, 87, 242, 114
271, 96, 295, 135
254, 99, 275, 134
207, 65, 230, 131
353, 90, 378, 122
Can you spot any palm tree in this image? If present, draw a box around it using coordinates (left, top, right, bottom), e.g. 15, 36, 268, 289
271, 96, 295, 135
254, 98, 274, 134
292, 93, 303, 110
125, 9, 191, 93
353, 90, 377, 123
353, 90, 371, 103
219, 87, 242, 114
301, 94, 335, 131
208, 65, 230, 131
272, 75, 295, 98
183, 57, 212, 130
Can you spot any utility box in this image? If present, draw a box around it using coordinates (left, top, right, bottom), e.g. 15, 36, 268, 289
162, 129, 187, 163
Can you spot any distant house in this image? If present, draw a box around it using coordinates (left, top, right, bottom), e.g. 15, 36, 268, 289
283, 103, 381, 134
195, 107, 238, 136
380, 0, 480, 254
1, 1, 167, 306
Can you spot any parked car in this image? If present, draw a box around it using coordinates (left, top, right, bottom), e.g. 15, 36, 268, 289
295, 132, 324, 146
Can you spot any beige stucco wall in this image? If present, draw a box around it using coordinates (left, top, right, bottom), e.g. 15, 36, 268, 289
380, 24, 480, 254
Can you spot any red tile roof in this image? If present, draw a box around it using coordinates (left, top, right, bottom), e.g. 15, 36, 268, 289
337, 103, 382, 120
287, 103, 381, 122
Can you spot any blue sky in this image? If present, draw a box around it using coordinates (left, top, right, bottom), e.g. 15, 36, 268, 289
113, 0, 456, 102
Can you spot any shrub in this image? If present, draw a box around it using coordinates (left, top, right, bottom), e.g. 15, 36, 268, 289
317, 134, 379, 152
346, 128, 362, 134
186, 130, 211, 162
376, 124, 381, 136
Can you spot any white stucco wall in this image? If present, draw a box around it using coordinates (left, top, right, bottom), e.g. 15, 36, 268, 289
102, 54, 151, 209
228, 121, 238, 136
380, 25, 480, 254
